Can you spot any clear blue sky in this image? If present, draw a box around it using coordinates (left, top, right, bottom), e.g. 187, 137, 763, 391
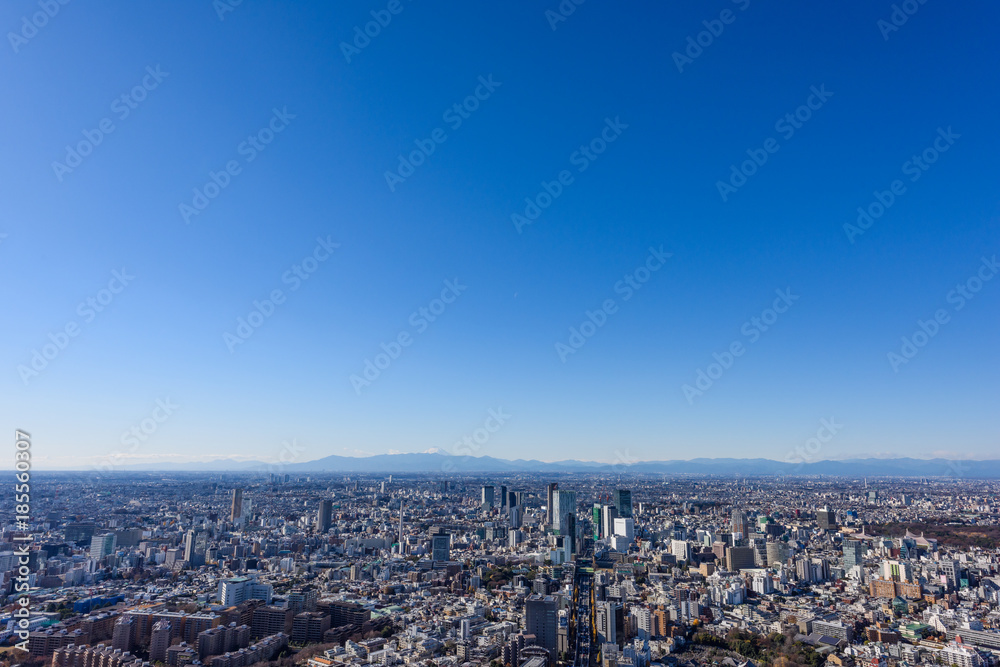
3, 1, 998, 469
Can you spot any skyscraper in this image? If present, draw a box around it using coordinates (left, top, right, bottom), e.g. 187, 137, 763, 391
317, 499, 332, 533
671, 539, 692, 562
431, 532, 451, 562
231, 489, 243, 522
551, 489, 578, 556
112, 616, 134, 652
766, 540, 790, 567
726, 546, 755, 572
481, 485, 495, 509
817, 507, 836, 531
150, 621, 172, 663
843, 540, 863, 572
90, 533, 117, 559
613, 489, 632, 519
601, 505, 619, 542
552, 490, 577, 536
524, 595, 558, 656
509, 504, 523, 529
184, 529, 207, 567
731, 509, 748, 539
632, 606, 652, 641
397, 500, 404, 554
596, 601, 623, 647
546, 483, 558, 527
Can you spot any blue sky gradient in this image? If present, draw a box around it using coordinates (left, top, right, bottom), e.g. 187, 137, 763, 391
2, 1, 998, 468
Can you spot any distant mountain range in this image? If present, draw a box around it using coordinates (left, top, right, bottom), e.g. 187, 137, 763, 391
69, 452, 1000, 478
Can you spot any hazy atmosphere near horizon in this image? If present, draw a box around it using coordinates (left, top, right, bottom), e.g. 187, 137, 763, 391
4, 1, 999, 470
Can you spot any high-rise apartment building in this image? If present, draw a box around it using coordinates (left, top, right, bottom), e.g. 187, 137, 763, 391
731, 510, 748, 539
231, 489, 243, 522
287, 587, 318, 615
596, 601, 624, 647
250, 606, 291, 639
546, 483, 558, 527
319, 601, 370, 627
632, 606, 652, 641
150, 621, 172, 663
317, 499, 332, 533
291, 612, 330, 644
111, 616, 134, 653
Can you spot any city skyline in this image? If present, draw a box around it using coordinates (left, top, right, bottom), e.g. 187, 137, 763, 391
25, 450, 1000, 477
10, 470, 1000, 666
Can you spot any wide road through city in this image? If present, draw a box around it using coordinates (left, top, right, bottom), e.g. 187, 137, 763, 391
572, 557, 596, 667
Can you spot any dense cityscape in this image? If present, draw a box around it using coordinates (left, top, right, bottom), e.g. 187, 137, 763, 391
4, 471, 1000, 667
